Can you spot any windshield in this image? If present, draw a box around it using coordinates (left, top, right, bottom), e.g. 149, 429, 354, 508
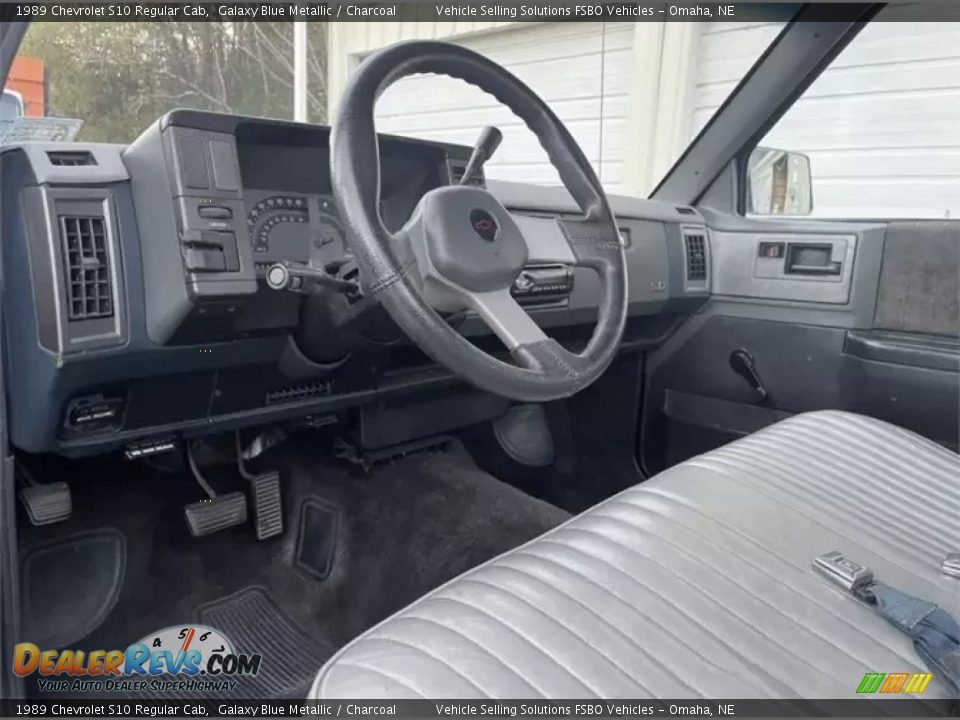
14, 19, 780, 196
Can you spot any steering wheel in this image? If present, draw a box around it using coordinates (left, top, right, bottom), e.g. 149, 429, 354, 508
331, 41, 628, 402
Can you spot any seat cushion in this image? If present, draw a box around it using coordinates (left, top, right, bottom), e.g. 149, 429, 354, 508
311, 411, 960, 699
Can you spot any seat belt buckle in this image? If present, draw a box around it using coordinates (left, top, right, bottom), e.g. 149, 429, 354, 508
813, 551, 874, 593
941, 553, 960, 580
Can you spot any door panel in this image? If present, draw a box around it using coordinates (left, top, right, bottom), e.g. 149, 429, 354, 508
641, 219, 960, 474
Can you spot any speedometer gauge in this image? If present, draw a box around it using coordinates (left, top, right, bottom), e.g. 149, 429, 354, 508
247, 194, 309, 254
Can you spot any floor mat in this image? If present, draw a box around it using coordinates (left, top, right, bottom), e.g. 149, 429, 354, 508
19, 438, 569, 699
21, 529, 125, 649
197, 587, 329, 698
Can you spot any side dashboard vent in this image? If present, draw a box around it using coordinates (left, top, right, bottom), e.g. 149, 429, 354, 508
683, 230, 708, 282
47, 151, 97, 167
447, 160, 484, 187
59, 215, 113, 321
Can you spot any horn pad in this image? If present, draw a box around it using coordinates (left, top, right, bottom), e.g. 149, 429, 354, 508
422, 186, 528, 293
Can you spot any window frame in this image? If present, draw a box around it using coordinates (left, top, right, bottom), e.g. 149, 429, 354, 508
650, 3, 883, 212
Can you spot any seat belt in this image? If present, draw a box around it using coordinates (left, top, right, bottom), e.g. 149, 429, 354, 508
814, 551, 960, 697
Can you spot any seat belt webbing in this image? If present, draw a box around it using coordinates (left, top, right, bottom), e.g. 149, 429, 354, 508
813, 551, 960, 697
864, 582, 960, 697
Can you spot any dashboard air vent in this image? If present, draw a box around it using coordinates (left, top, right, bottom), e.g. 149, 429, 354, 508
683, 231, 708, 282
60, 215, 113, 321
265, 380, 332, 406
448, 161, 484, 187
47, 151, 97, 167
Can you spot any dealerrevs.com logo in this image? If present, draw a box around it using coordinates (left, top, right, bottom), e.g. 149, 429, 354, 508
13, 624, 262, 694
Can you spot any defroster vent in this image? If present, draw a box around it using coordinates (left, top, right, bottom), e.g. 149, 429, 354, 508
47, 151, 97, 166
60, 215, 113, 321
684, 231, 707, 282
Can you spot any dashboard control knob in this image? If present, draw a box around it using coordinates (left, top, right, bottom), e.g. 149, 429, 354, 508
266, 264, 291, 290
514, 271, 536, 292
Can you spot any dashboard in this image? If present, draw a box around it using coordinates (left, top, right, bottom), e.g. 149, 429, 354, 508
0, 110, 711, 457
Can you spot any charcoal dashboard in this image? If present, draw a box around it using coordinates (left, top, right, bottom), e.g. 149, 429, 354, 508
0, 110, 710, 456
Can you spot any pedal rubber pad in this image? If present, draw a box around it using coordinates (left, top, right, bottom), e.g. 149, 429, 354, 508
184, 492, 248, 538
20, 482, 72, 526
249, 472, 283, 541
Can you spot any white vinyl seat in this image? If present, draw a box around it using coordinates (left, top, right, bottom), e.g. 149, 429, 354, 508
311, 411, 960, 699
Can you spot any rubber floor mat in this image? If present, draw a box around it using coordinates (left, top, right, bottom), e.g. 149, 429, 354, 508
196, 586, 331, 698
21, 528, 126, 649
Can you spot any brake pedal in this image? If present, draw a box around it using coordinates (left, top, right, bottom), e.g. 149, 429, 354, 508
184, 493, 248, 538
184, 442, 248, 538
20, 482, 72, 526
237, 432, 283, 541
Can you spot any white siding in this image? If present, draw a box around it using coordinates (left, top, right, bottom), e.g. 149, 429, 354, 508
326, 22, 514, 120
694, 21, 960, 218
371, 23, 635, 192
690, 22, 785, 136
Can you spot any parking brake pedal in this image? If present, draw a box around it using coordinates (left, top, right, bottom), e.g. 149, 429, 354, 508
236, 432, 283, 541
183, 442, 248, 538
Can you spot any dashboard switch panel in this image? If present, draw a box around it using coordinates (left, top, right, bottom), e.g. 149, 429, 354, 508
183, 247, 227, 272
209, 139, 240, 191
198, 205, 232, 220
175, 134, 209, 190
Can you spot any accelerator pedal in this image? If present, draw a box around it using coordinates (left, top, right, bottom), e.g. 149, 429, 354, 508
184, 442, 248, 538
248, 472, 282, 540
20, 482, 72, 526
237, 432, 283, 541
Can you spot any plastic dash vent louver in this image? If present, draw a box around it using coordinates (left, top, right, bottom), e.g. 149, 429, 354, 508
47, 151, 97, 166
265, 381, 332, 406
60, 215, 113, 321
684, 231, 707, 281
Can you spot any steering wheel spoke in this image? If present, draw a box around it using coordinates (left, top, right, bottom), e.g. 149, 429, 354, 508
463, 288, 547, 350
511, 336, 581, 377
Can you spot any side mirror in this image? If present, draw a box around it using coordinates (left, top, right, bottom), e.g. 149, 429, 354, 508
746, 146, 813, 215
0, 90, 24, 121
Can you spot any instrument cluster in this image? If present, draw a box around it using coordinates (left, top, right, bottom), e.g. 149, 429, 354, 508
244, 191, 350, 276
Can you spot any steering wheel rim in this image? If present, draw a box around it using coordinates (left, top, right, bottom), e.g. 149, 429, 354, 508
331, 40, 628, 402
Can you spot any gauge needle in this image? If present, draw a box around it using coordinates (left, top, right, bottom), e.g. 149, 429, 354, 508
181, 627, 196, 653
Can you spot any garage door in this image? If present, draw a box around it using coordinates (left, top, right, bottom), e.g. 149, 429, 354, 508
693, 20, 960, 218
373, 22, 634, 193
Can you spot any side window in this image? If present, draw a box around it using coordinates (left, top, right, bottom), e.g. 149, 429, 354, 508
747, 20, 960, 219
